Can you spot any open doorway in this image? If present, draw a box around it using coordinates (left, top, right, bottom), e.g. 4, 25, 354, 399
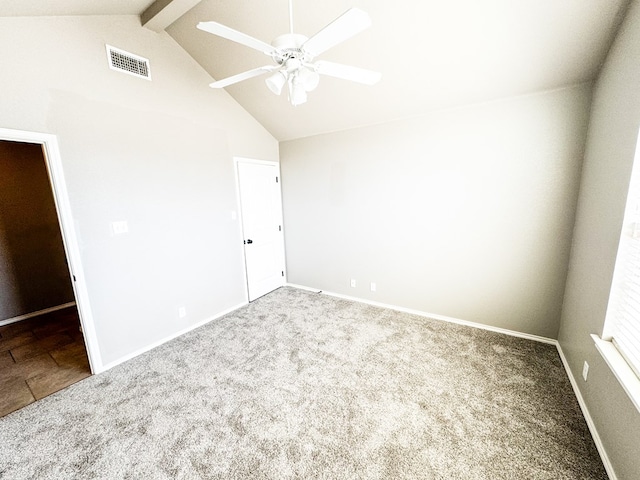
0, 135, 95, 417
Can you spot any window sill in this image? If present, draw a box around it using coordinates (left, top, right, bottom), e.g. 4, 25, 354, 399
591, 334, 640, 414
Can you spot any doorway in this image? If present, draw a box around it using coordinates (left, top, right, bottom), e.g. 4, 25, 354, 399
236, 158, 286, 301
0, 129, 98, 416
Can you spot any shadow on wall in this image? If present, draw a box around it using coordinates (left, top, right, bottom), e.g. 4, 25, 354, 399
0, 140, 74, 321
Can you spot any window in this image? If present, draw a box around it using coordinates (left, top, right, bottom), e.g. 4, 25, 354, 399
594, 129, 640, 413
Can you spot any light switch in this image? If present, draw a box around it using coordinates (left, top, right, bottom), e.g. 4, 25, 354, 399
111, 220, 128, 235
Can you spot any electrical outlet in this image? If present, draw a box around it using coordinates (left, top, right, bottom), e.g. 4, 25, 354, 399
370, 282, 376, 292
350, 279, 356, 288
582, 361, 589, 381
178, 307, 187, 319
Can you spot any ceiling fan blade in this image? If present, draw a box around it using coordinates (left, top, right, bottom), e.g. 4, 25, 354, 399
209, 66, 278, 88
197, 21, 275, 55
302, 8, 372, 57
315, 61, 381, 85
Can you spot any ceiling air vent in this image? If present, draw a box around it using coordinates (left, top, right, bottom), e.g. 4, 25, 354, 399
106, 45, 151, 80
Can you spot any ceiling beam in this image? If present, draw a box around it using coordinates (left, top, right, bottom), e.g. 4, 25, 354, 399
141, 0, 202, 32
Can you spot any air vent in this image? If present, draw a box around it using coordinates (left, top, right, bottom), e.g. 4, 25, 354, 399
106, 45, 151, 80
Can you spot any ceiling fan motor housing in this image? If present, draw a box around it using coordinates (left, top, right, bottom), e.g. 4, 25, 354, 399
271, 33, 313, 65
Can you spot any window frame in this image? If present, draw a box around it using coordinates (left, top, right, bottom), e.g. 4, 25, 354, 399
592, 335, 640, 412
594, 128, 640, 413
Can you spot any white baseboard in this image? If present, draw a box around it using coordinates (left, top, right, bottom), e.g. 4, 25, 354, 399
286, 283, 555, 345
97, 301, 248, 374
0, 302, 77, 327
286, 283, 323, 294
555, 344, 617, 480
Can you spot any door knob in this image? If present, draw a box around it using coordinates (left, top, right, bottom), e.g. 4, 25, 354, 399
245, 239, 253, 244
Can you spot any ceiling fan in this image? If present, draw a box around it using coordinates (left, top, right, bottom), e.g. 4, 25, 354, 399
196, 1, 381, 106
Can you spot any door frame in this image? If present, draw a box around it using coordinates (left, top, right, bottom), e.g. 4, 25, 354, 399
233, 157, 287, 302
0, 127, 102, 373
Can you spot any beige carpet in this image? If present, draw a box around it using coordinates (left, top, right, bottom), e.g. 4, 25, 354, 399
0, 287, 606, 479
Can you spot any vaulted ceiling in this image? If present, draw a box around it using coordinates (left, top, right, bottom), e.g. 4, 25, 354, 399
0, 0, 631, 141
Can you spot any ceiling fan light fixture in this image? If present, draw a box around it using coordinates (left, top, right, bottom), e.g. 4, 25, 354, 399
298, 67, 320, 92
289, 81, 307, 106
265, 71, 287, 95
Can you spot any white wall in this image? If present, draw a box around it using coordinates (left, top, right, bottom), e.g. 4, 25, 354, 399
0, 15, 278, 367
558, 0, 640, 478
281, 84, 591, 339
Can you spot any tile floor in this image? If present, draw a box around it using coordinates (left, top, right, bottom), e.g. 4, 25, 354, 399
0, 306, 91, 417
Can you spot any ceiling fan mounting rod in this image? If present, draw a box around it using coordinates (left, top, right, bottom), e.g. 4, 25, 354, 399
289, 0, 294, 34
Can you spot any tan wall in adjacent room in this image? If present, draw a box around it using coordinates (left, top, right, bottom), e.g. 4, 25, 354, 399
0, 140, 74, 321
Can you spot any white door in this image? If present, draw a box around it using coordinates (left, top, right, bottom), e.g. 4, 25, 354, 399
237, 160, 286, 301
